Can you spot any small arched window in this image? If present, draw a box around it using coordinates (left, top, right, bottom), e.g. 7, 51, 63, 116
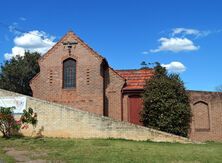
63, 59, 76, 88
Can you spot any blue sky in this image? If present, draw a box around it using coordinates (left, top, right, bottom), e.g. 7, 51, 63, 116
0, 0, 222, 91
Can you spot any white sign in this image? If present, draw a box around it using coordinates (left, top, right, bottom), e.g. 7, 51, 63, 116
0, 96, 27, 114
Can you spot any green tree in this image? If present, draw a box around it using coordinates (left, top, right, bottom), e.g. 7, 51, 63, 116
141, 63, 191, 137
140, 61, 148, 69
0, 51, 40, 96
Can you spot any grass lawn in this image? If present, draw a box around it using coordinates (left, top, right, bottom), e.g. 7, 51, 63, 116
0, 137, 222, 163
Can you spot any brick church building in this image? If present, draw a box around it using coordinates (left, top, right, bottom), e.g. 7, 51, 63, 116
30, 31, 222, 141
30, 31, 152, 125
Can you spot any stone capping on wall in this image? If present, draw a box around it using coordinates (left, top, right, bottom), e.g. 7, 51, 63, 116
0, 89, 191, 143
188, 90, 222, 93
188, 90, 222, 96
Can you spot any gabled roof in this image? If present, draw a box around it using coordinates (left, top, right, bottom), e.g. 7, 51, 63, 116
39, 31, 105, 62
115, 69, 154, 90
31, 30, 106, 85
31, 30, 152, 89
30, 30, 126, 84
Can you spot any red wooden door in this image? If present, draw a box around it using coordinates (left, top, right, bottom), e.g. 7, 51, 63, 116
129, 96, 143, 125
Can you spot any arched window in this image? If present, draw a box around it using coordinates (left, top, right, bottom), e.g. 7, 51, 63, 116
63, 59, 76, 88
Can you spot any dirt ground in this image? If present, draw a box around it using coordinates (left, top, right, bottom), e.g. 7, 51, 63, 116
3, 148, 48, 163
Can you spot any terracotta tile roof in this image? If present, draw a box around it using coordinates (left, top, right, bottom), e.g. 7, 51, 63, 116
115, 69, 154, 90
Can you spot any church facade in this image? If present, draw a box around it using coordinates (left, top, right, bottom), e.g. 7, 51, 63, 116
30, 31, 222, 141
30, 31, 152, 124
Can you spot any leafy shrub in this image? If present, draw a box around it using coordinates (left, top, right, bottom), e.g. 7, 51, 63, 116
140, 63, 191, 137
0, 107, 37, 138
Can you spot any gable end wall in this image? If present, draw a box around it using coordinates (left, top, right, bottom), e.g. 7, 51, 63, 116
30, 32, 104, 115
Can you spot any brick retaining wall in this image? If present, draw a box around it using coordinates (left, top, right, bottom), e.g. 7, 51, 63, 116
0, 89, 189, 143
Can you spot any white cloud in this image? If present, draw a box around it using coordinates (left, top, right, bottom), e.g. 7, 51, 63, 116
19, 17, 27, 21
161, 61, 186, 73
146, 27, 221, 54
172, 28, 211, 38
14, 31, 55, 50
150, 37, 199, 53
172, 28, 200, 36
4, 47, 25, 60
4, 30, 56, 60
142, 51, 149, 54
8, 22, 21, 35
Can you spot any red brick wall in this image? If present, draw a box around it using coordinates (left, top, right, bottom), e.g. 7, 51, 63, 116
122, 94, 129, 121
30, 32, 105, 115
122, 90, 222, 141
188, 91, 222, 141
104, 68, 125, 120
